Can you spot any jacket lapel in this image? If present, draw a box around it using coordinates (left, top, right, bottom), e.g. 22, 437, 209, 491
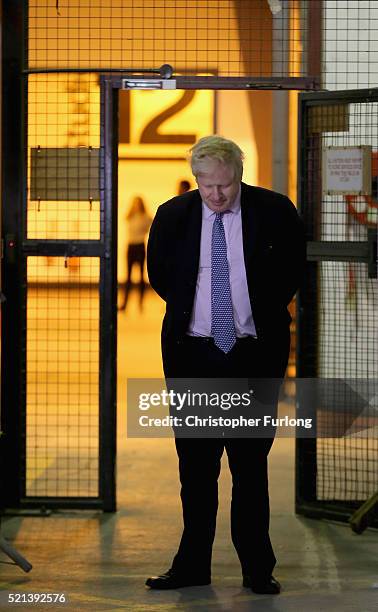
240, 182, 259, 277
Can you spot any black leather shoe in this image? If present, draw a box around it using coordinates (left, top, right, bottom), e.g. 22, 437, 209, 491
243, 575, 281, 594
146, 569, 211, 590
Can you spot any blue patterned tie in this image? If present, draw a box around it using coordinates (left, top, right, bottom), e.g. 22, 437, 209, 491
211, 212, 236, 353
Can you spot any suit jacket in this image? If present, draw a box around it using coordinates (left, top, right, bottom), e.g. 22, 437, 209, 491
147, 182, 306, 352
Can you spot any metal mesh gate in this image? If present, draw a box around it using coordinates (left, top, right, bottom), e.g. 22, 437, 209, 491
28, 0, 311, 81
2, 0, 322, 511
297, 88, 378, 528
1, 2, 117, 510
3, 0, 378, 511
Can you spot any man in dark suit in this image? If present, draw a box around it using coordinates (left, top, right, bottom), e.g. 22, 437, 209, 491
146, 136, 306, 594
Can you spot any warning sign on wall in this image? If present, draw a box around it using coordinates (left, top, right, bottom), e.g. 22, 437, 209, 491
322, 145, 372, 195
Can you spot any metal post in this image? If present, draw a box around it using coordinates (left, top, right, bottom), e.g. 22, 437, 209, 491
272, 0, 289, 194
307, 0, 323, 87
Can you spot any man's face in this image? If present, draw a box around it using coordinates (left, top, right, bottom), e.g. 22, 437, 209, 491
195, 160, 240, 213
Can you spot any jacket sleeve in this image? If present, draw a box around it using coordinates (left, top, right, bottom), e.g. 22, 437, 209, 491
147, 205, 169, 301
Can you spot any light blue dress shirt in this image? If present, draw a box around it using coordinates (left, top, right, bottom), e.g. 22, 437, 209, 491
188, 187, 257, 338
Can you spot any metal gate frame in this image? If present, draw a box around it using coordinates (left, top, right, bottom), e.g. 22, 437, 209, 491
0, 1, 117, 511
296, 87, 378, 528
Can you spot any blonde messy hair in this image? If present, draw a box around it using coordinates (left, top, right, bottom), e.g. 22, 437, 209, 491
188, 135, 244, 182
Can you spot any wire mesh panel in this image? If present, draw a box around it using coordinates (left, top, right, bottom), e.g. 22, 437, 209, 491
27, 74, 101, 240
28, 0, 307, 79
20, 71, 107, 506
323, 0, 378, 90
317, 261, 378, 505
297, 89, 378, 526
317, 427, 378, 503
25, 257, 100, 498
305, 101, 378, 242
26, 0, 378, 89
318, 261, 378, 379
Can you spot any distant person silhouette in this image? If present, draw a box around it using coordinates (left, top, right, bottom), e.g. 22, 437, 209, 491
118, 196, 152, 312
177, 179, 192, 195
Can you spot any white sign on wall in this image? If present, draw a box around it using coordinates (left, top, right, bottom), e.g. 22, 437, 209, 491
322, 145, 372, 195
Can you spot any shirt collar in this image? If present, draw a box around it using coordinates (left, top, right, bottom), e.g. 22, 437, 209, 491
202, 185, 241, 219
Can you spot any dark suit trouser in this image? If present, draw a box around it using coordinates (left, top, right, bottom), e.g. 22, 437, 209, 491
163, 332, 290, 580
172, 436, 274, 579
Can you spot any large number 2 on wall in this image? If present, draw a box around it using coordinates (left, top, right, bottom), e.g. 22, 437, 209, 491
119, 90, 197, 145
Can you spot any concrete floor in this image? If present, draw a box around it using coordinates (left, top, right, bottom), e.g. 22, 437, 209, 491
1, 290, 377, 611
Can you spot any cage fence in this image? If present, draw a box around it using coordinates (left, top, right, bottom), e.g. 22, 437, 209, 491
323, 0, 378, 90
16, 0, 378, 510
28, 0, 305, 79
25, 257, 100, 498
299, 91, 378, 519
26, 0, 378, 89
